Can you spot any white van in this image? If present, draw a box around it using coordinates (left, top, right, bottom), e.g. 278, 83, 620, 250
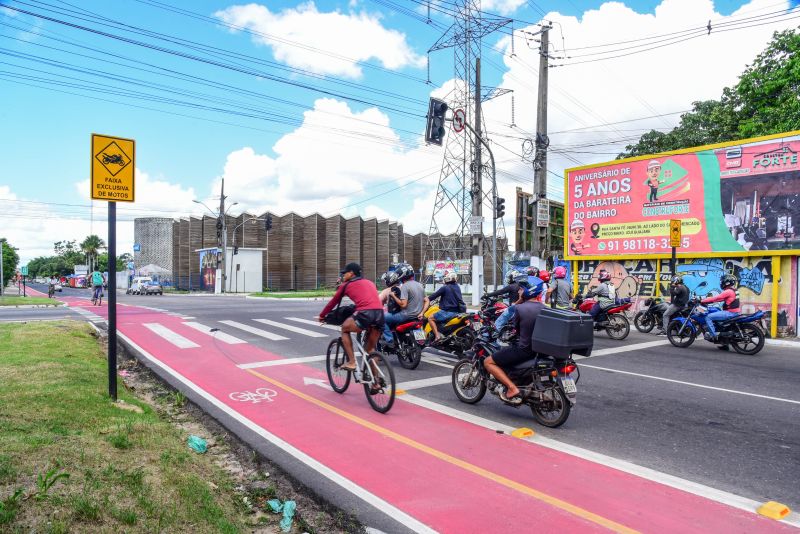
127, 276, 152, 295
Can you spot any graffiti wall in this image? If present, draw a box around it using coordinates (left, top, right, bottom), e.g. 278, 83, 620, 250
577, 256, 797, 336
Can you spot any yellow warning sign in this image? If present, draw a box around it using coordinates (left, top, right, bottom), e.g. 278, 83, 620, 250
669, 219, 682, 248
91, 134, 135, 202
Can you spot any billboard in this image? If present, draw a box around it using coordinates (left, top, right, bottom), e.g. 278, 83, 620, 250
564, 131, 800, 259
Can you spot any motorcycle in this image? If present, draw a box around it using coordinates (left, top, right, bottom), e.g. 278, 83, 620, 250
422, 303, 481, 356
377, 318, 426, 370
572, 295, 632, 340
666, 299, 766, 355
633, 297, 670, 333
451, 336, 579, 428
478, 296, 518, 344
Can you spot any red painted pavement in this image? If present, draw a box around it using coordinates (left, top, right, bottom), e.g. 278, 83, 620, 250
59, 297, 793, 533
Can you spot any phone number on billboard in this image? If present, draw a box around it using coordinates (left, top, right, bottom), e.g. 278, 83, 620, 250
605, 237, 690, 251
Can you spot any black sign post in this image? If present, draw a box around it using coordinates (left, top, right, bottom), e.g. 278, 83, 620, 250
108, 202, 117, 401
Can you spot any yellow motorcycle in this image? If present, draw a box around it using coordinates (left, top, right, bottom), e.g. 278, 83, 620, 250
422, 303, 480, 356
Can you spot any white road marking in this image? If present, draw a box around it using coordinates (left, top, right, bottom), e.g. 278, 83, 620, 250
423, 355, 457, 369
239, 355, 327, 369
254, 319, 327, 337
398, 393, 800, 528
575, 339, 671, 359
183, 321, 247, 344
286, 317, 341, 331
219, 320, 289, 341
143, 323, 200, 349
71, 307, 104, 322
396, 375, 452, 391
581, 363, 800, 405
116, 332, 436, 534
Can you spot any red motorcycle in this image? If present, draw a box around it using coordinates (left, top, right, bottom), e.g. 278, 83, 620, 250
478, 296, 518, 343
572, 295, 632, 340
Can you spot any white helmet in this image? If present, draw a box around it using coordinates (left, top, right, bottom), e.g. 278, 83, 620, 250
444, 272, 458, 283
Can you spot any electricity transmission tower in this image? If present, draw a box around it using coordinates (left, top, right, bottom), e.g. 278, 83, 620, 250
424, 0, 512, 289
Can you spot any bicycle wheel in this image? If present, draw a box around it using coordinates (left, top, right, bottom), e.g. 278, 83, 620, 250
363, 352, 395, 414
326, 338, 351, 393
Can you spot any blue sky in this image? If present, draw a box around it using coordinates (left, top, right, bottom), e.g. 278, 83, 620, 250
0, 0, 796, 263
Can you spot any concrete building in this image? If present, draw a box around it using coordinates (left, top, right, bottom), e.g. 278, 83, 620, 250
133, 217, 173, 274
515, 187, 565, 261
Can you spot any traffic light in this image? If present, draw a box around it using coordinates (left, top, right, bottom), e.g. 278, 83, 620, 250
425, 97, 448, 146
494, 197, 505, 219
233, 245, 239, 255
265, 214, 273, 232
216, 218, 223, 240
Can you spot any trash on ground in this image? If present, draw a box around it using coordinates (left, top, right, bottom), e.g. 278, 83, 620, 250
187, 435, 208, 453
266, 498, 296, 532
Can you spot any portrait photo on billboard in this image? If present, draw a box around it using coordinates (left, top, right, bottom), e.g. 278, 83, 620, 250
564, 130, 800, 259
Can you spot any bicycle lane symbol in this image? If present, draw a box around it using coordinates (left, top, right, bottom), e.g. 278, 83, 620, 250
229, 388, 278, 404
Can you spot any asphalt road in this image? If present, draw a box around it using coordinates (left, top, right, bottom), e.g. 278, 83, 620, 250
9, 289, 800, 513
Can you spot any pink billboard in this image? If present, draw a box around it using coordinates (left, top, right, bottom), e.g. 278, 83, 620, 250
564, 132, 800, 258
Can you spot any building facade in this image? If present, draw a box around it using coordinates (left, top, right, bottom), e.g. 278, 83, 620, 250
515, 187, 565, 260
133, 217, 173, 273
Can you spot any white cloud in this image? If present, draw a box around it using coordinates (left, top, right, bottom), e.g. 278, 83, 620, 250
482, 0, 527, 16
483, 0, 798, 202
215, 2, 425, 78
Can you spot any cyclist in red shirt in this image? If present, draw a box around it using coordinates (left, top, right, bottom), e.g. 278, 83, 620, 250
319, 263, 384, 371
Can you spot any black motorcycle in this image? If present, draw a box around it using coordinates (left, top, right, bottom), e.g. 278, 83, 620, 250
633, 297, 670, 333
451, 336, 578, 428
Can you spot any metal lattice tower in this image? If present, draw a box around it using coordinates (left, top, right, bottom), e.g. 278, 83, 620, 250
424, 0, 512, 283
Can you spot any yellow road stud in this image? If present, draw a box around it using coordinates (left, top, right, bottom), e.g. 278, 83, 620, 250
757, 501, 791, 520
511, 427, 535, 439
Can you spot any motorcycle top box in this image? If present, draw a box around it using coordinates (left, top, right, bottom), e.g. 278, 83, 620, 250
531, 308, 594, 359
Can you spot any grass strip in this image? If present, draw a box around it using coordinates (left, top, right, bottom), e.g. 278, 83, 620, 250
0, 321, 249, 532
0, 296, 62, 306
250, 290, 335, 299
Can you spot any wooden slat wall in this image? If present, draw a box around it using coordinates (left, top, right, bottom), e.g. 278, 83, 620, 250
202, 216, 217, 249
316, 215, 326, 289
376, 219, 389, 276
412, 233, 424, 274
345, 217, 362, 269
388, 222, 398, 266
362, 218, 378, 283
324, 215, 344, 287
268, 214, 288, 290
301, 214, 322, 290
403, 233, 414, 269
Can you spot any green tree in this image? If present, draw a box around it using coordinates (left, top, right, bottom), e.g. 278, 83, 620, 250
619, 29, 800, 158
80, 235, 106, 273
1, 239, 20, 288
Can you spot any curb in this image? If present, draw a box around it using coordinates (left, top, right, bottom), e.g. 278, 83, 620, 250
0, 303, 63, 309
245, 296, 331, 301
765, 338, 800, 347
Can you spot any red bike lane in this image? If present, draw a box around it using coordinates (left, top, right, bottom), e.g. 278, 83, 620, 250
60, 297, 794, 533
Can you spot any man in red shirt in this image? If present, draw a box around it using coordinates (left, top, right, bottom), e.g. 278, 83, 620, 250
319, 263, 384, 371
700, 274, 741, 340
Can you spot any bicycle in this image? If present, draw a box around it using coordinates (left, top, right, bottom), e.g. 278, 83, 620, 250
91, 286, 103, 306
325, 328, 396, 414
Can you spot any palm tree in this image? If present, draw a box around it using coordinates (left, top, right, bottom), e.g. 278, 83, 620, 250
80, 235, 106, 272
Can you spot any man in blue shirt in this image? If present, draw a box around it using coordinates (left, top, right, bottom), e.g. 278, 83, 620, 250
427, 272, 465, 342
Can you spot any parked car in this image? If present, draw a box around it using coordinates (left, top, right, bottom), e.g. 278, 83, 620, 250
143, 280, 163, 295
127, 277, 152, 295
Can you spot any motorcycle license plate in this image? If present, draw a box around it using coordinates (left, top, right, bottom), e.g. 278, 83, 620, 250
413, 329, 426, 341
562, 378, 577, 395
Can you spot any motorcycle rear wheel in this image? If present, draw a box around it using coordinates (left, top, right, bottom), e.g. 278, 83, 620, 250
451, 359, 486, 404
453, 327, 476, 355
730, 324, 765, 355
667, 321, 695, 348
397, 340, 422, 370
633, 311, 655, 333
531, 386, 571, 428
606, 314, 630, 340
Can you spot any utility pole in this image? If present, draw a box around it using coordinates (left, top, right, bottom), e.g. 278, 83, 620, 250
218, 178, 227, 294
532, 24, 551, 261
471, 57, 484, 304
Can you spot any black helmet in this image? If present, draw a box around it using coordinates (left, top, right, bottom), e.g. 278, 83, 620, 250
506, 269, 522, 284
526, 267, 539, 277
382, 270, 400, 287
671, 275, 683, 286
513, 273, 530, 287
597, 269, 611, 282
397, 263, 414, 281
721, 274, 737, 288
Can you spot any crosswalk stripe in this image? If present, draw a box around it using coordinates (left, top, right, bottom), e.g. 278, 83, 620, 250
254, 319, 328, 337
143, 323, 200, 349
285, 317, 340, 331
183, 321, 247, 344
238, 355, 327, 369
219, 320, 289, 341
71, 307, 104, 322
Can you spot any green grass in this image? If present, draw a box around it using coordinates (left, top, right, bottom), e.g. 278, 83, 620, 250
0, 321, 251, 532
250, 289, 335, 298
0, 296, 61, 306
162, 287, 190, 294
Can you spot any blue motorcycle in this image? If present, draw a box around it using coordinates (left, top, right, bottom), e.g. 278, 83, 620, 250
666, 298, 766, 355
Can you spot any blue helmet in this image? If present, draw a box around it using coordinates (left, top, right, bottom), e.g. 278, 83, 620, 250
521, 276, 544, 300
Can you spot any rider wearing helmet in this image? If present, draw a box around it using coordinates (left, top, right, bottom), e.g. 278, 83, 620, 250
661, 275, 689, 335
538, 270, 551, 303
381, 264, 429, 347
700, 274, 741, 340
546, 266, 573, 309
427, 272, 466, 342
483, 270, 523, 333
379, 268, 407, 348
586, 269, 615, 320
483, 277, 545, 405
